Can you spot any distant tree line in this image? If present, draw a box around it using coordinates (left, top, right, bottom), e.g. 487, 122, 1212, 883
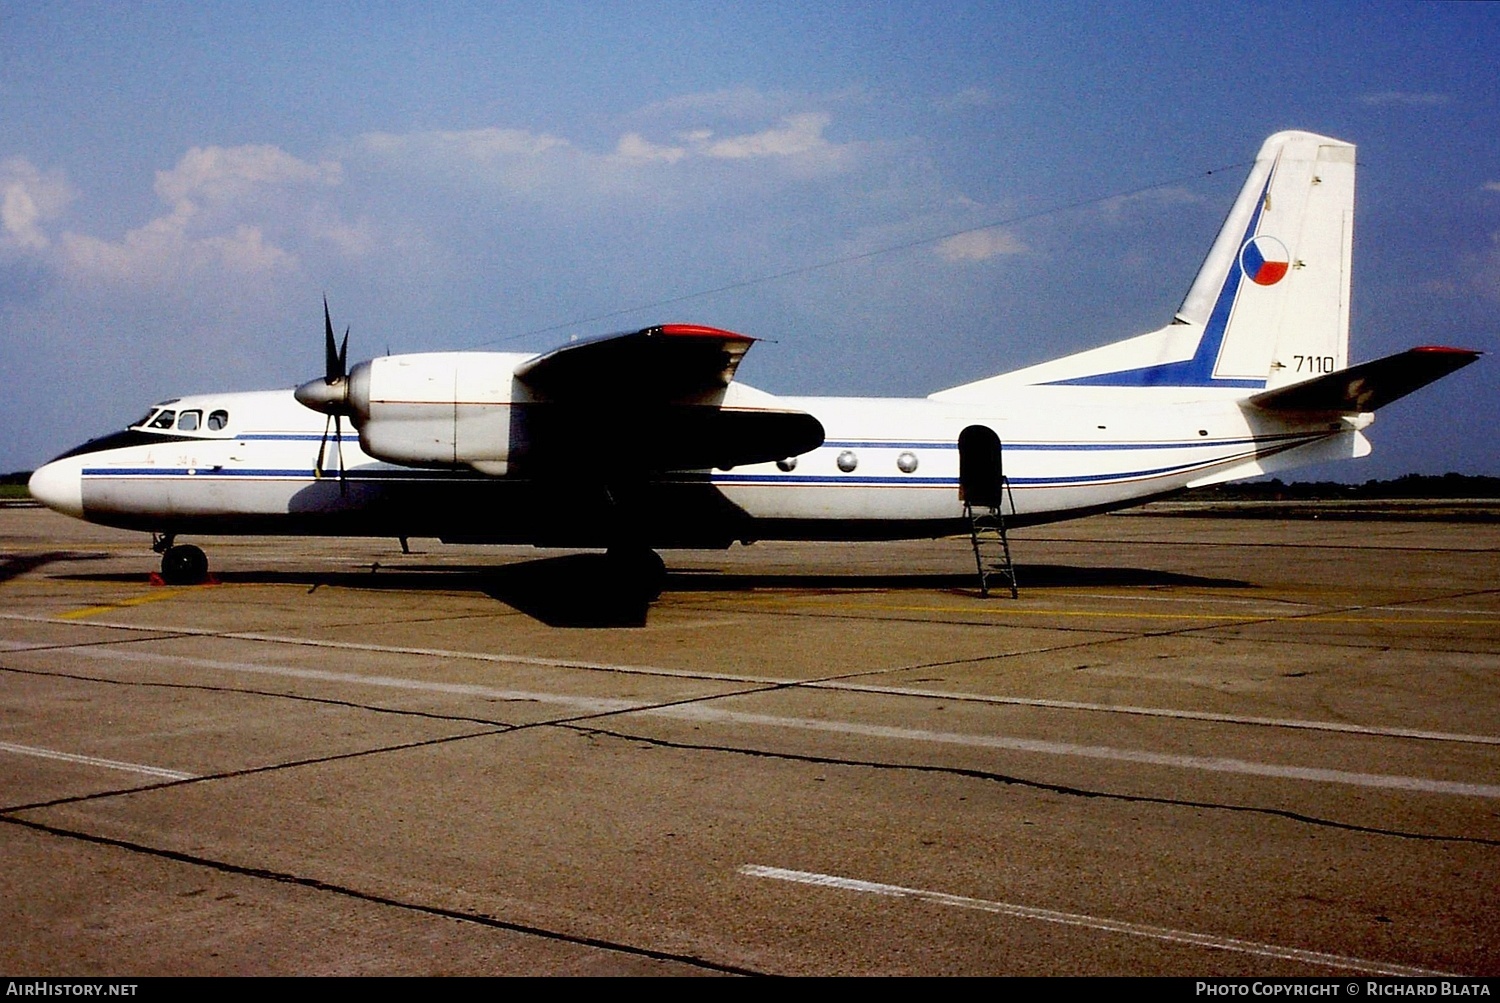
1184, 473, 1500, 501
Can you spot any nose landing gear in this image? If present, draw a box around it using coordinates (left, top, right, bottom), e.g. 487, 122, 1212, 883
152, 533, 209, 585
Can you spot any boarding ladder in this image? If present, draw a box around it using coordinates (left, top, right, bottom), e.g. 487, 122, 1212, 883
958, 425, 1018, 599
966, 482, 1018, 599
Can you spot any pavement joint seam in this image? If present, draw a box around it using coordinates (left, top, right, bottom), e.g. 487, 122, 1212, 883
0, 813, 765, 976
0, 659, 518, 729
0, 720, 519, 815
562, 724, 1500, 848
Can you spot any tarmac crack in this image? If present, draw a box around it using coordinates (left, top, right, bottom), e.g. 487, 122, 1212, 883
8, 618, 1496, 849
0, 661, 856, 813
671, 585, 1500, 651
565, 724, 1500, 848
0, 812, 764, 976
0, 660, 520, 729
0, 724, 519, 815
0, 631, 221, 655
789, 585, 1500, 683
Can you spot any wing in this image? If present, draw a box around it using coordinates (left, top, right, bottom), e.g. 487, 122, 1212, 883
516, 324, 754, 403
1248, 346, 1480, 413
513, 324, 824, 474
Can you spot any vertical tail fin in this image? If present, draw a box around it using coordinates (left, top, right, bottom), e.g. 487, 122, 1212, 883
932, 130, 1356, 399
1177, 129, 1355, 390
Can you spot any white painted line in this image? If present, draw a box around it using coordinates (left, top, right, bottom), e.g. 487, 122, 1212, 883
6, 612, 1498, 748
739, 864, 1457, 977
807, 682, 1500, 747
1062, 592, 1500, 618
1057, 591, 1318, 612
0, 741, 196, 781
1367, 606, 1500, 616
662, 707, 1500, 799
0, 612, 776, 684
61, 646, 646, 715
26, 642, 1500, 799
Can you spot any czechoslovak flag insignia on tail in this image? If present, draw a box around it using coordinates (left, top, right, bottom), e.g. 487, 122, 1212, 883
1240, 235, 1290, 286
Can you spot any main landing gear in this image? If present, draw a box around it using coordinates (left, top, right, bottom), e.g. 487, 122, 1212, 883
153, 533, 209, 585
605, 545, 666, 602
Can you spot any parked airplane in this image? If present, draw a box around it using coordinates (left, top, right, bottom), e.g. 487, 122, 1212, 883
28, 130, 1479, 594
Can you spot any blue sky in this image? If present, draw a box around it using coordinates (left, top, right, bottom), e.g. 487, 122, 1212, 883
3, 2, 1497, 479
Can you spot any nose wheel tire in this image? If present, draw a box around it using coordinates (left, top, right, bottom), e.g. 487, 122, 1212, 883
161, 544, 209, 585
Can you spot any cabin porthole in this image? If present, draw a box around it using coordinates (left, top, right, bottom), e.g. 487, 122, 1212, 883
776, 456, 798, 472
896, 451, 919, 473
836, 450, 858, 473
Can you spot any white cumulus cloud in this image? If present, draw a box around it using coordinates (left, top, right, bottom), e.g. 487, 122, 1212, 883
59, 144, 342, 284
935, 228, 1026, 262
61, 214, 295, 283
155, 144, 341, 208
703, 113, 834, 160
362, 127, 568, 163
358, 108, 863, 212
0, 158, 74, 251
614, 132, 687, 163
357, 127, 580, 197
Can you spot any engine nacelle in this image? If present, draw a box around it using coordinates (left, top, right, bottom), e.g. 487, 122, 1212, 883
311, 335, 825, 478
350, 352, 533, 475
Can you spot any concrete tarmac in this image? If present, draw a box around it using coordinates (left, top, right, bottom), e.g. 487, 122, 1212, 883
1, 506, 1497, 976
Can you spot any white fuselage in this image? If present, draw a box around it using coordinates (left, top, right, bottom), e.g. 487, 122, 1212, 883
28, 379, 1365, 548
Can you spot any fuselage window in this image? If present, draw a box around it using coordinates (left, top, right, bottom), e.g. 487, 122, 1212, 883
207, 409, 229, 431
148, 410, 177, 429
177, 410, 201, 431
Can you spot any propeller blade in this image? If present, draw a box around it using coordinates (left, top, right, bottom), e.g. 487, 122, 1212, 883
323, 296, 345, 383
314, 414, 332, 479
308, 299, 355, 485
335, 414, 347, 495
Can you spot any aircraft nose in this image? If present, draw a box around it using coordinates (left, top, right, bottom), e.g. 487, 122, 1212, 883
28, 457, 85, 518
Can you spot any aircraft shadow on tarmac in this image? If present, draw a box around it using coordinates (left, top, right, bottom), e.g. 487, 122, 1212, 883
56, 554, 1251, 629
0, 551, 108, 584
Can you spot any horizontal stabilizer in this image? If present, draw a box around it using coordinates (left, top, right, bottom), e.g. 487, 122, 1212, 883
1247, 346, 1480, 413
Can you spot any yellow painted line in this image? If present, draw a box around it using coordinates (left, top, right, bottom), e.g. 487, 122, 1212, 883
56, 587, 198, 620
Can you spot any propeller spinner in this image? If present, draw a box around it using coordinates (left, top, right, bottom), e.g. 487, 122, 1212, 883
294, 298, 356, 488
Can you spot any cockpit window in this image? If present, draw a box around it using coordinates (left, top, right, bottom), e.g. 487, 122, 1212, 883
148, 410, 176, 429
177, 410, 201, 431
132, 410, 156, 429
207, 409, 229, 431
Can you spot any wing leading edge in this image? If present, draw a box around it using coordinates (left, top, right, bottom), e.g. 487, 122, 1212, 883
514, 324, 824, 474
516, 324, 755, 402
